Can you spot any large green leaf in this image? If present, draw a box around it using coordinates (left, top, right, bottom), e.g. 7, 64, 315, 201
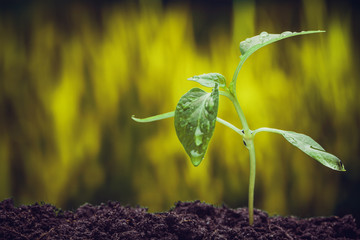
188, 73, 226, 88
253, 128, 345, 171
174, 86, 219, 166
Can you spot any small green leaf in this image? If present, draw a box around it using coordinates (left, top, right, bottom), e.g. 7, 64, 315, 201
188, 73, 226, 88
174, 86, 219, 166
230, 30, 324, 94
257, 129, 345, 171
239, 30, 325, 56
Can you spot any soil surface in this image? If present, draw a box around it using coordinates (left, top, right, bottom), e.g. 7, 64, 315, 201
0, 198, 359, 240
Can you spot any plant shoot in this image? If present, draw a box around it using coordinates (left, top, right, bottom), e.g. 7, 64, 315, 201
132, 31, 346, 225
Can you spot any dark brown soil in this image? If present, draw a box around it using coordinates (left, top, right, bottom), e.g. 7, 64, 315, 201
0, 198, 359, 240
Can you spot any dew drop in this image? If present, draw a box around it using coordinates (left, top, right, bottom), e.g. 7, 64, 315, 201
190, 149, 201, 157
260, 31, 269, 38
207, 98, 215, 109
194, 126, 203, 146
280, 31, 292, 37
190, 150, 203, 166
195, 137, 202, 146
240, 42, 245, 48
209, 98, 215, 108
259, 31, 270, 43
287, 136, 297, 144
310, 145, 324, 151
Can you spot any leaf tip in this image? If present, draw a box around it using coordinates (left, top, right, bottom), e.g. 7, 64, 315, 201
338, 161, 346, 172
191, 156, 203, 167
327, 158, 346, 172
331, 157, 346, 171
131, 115, 140, 122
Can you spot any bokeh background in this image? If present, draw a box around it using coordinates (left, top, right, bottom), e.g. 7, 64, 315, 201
1, 0, 359, 220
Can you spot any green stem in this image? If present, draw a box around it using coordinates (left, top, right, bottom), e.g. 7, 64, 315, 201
232, 97, 250, 134
221, 89, 255, 225
229, 60, 242, 94
252, 127, 282, 135
247, 140, 256, 225
220, 91, 250, 133
225, 56, 256, 225
229, 56, 249, 94
216, 117, 244, 137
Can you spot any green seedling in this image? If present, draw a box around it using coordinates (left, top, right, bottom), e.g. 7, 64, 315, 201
132, 31, 346, 225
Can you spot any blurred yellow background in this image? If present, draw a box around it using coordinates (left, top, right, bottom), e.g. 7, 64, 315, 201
0, 0, 359, 219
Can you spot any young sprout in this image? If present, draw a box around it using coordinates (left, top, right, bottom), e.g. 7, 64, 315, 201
132, 31, 346, 225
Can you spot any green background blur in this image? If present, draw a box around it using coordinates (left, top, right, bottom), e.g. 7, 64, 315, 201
1, 0, 359, 220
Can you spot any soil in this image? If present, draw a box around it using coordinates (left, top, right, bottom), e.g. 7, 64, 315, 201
0, 198, 359, 240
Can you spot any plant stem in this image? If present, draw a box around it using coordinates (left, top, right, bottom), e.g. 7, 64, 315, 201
229, 60, 242, 94
221, 89, 256, 225
247, 139, 256, 225
222, 54, 256, 225
252, 127, 282, 135
215, 117, 244, 137
229, 55, 250, 95
220, 91, 250, 133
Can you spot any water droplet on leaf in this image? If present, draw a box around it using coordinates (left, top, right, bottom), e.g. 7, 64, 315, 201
209, 98, 214, 108
190, 150, 203, 166
280, 31, 292, 37
259, 31, 269, 43
287, 136, 297, 144
194, 126, 203, 146
260, 31, 269, 37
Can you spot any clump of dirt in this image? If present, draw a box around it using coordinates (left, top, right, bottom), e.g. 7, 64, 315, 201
0, 198, 359, 239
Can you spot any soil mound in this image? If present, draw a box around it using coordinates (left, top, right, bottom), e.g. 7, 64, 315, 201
1, 198, 359, 239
